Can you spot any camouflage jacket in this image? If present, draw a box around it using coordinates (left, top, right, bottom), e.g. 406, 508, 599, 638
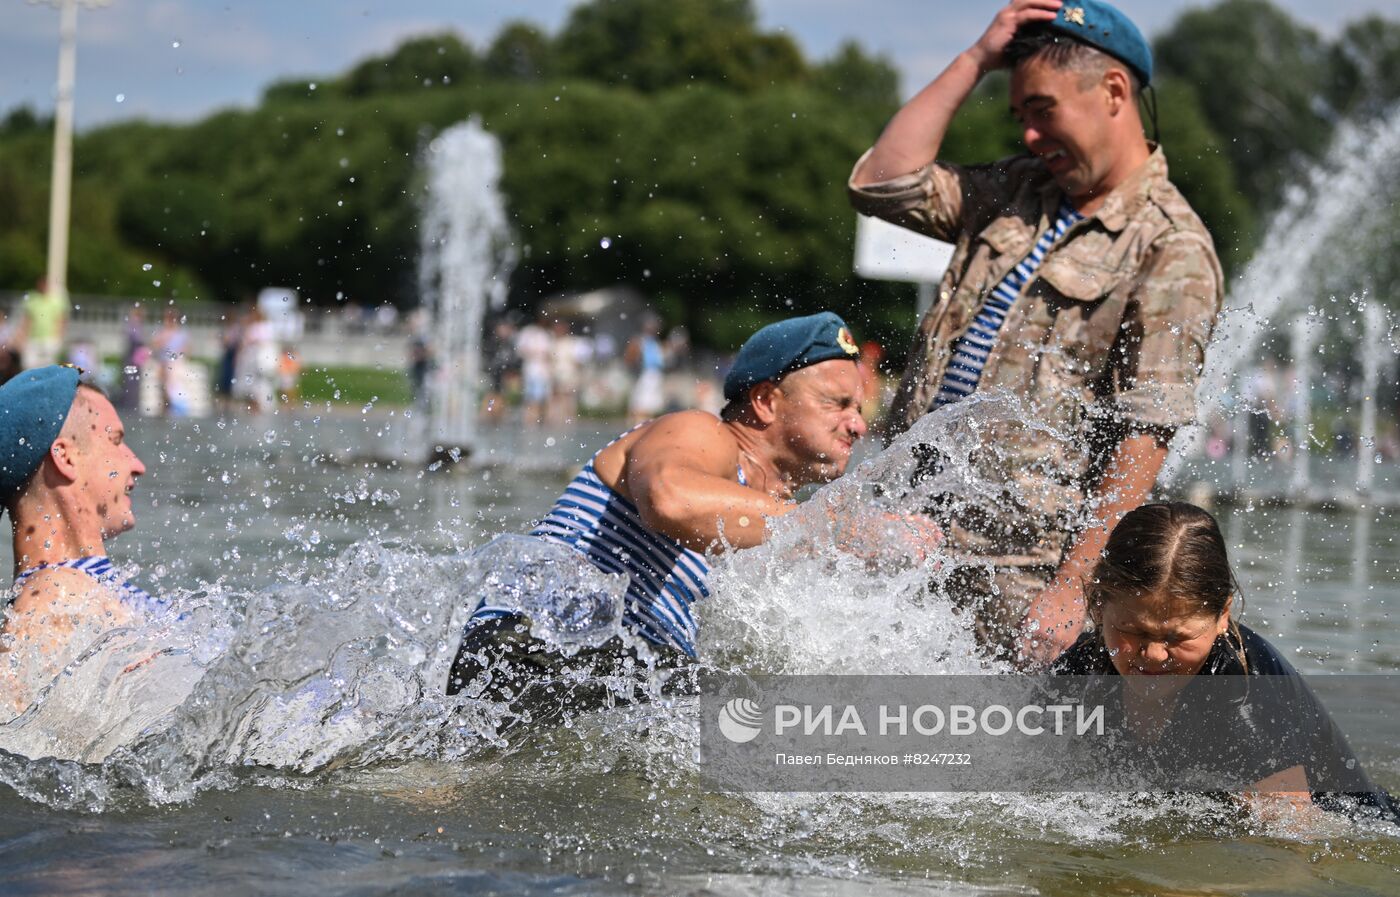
848, 147, 1223, 565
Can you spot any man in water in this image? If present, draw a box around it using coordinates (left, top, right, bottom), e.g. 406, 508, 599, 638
450, 312, 880, 698
847, 0, 1223, 664
0, 366, 161, 714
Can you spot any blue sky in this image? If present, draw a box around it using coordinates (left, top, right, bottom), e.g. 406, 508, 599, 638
1, 0, 1395, 129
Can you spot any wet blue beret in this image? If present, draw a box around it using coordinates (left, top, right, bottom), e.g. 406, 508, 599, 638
0, 365, 81, 506
1044, 0, 1153, 87
723, 312, 860, 401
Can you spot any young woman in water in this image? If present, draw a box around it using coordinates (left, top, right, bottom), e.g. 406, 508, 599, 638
1052, 501, 1397, 822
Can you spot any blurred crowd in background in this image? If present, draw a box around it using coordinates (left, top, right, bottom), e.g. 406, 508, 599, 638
5, 279, 1398, 466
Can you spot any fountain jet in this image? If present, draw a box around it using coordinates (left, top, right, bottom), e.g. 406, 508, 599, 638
418, 118, 517, 464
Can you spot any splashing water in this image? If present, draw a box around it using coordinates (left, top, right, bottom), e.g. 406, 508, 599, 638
0, 537, 633, 810
705, 392, 1077, 676
1165, 102, 1400, 481
0, 395, 1049, 805
0, 397, 1394, 877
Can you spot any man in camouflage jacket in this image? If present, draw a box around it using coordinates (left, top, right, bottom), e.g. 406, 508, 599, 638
848, 0, 1223, 664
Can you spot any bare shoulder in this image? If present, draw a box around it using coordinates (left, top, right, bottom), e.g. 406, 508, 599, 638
638, 411, 734, 453
625, 410, 739, 476
10, 566, 121, 622
643, 410, 729, 441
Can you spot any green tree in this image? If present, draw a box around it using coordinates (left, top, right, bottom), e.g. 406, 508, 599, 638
1328, 16, 1400, 115
813, 41, 901, 111
1152, 79, 1257, 269
554, 0, 806, 92
485, 22, 553, 81
1, 106, 49, 137
1154, 0, 1333, 214
342, 33, 480, 96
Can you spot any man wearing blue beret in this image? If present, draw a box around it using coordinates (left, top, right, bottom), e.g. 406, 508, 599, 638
1, 366, 160, 712
450, 312, 877, 698
849, 0, 1224, 665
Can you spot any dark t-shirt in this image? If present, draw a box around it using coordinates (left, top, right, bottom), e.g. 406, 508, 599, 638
1052, 623, 1398, 822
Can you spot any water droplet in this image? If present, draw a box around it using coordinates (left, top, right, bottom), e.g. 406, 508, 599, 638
115, 93, 125, 103
171, 40, 181, 49
599, 237, 612, 249
142, 263, 153, 271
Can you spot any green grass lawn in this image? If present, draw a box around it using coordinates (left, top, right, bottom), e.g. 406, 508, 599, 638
299, 365, 414, 407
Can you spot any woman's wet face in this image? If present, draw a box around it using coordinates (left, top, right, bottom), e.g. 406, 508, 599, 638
1096, 591, 1230, 677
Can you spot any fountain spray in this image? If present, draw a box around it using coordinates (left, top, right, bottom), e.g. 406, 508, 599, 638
418, 118, 517, 465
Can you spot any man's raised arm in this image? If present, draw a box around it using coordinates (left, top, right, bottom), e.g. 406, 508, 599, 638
852, 0, 1062, 187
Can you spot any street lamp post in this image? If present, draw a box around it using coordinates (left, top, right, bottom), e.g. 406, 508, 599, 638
33, 0, 110, 298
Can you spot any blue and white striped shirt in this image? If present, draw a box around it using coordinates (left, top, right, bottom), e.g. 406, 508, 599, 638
11, 556, 167, 614
934, 199, 1083, 408
468, 458, 747, 657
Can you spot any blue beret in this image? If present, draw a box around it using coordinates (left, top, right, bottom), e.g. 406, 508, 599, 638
1044, 0, 1153, 87
723, 312, 860, 401
0, 365, 81, 506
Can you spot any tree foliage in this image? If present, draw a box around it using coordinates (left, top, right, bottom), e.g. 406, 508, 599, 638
0, 0, 1395, 347
1154, 0, 1333, 214
554, 0, 806, 93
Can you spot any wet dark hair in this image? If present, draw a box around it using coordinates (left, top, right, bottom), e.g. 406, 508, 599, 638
1004, 24, 1140, 93
1088, 502, 1239, 617
1088, 501, 1247, 667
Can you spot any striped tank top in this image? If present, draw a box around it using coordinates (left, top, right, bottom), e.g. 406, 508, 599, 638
934, 199, 1083, 408
468, 447, 747, 657
11, 556, 167, 614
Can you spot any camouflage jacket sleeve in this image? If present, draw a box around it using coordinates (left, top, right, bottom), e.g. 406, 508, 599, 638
1109, 229, 1224, 430
847, 151, 1037, 243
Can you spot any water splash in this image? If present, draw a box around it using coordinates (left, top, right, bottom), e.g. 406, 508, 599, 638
705, 393, 1069, 675
1, 397, 1393, 856
0, 537, 632, 810
1166, 103, 1400, 481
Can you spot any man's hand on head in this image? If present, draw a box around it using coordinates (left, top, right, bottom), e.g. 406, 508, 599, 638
970, 0, 1064, 73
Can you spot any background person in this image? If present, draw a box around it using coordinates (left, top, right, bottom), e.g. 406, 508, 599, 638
215, 308, 243, 412
626, 315, 666, 424
515, 313, 553, 427
16, 278, 70, 370
549, 318, 582, 425
406, 308, 434, 405
480, 318, 518, 422
120, 305, 150, 410
152, 307, 191, 416
848, 0, 1224, 664
236, 306, 278, 413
